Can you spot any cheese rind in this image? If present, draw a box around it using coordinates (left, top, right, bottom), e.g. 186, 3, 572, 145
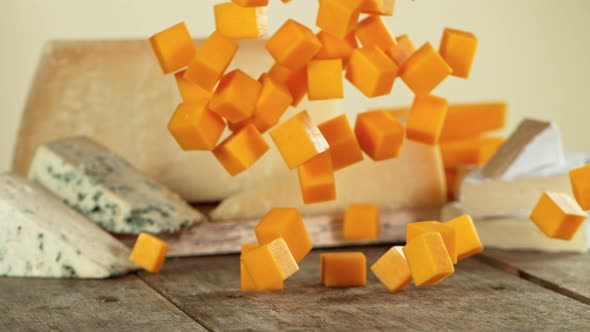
27, 137, 204, 234
0, 173, 136, 278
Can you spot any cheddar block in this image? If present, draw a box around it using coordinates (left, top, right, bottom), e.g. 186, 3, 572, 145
149, 22, 196, 74
315, 31, 358, 65
266, 19, 322, 70
318, 114, 363, 170
406, 95, 448, 145
316, 0, 363, 39
241, 238, 299, 290
210, 69, 262, 123
439, 28, 478, 78
255, 208, 312, 263
403, 232, 454, 286
168, 101, 226, 151
240, 243, 260, 291
307, 59, 344, 100
481, 119, 564, 180
444, 215, 483, 261
184, 32, 238, 90
370, 246, 412, 292
530, 192, 587, 240
406, 221, 457, 264
346, 47, 399, 97
213, 124, 270, 176
249, 74, 293, 133
298, 151, 336, 204
441, 136, 505, 169
320, 252, 366, 287
360, 0, 395, 16
355, 15, 396, 51
400, 43, 451, 96
570, 164, 590, 210
270, 111, 330, 169
440, 102, 507, 141
174, 70, 213, 103
129, 233, 169, 273
386, 34, 415, 66
343, 204, 380, 240
214, 2, 268, 39
233, 0, 268, 6
355, 110, 404, 161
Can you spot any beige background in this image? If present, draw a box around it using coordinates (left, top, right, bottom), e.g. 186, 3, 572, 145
1, 0, 589, 172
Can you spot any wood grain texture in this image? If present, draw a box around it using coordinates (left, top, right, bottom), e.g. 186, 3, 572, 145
0, 275, 205, 331
480, 249, 590, 304
140, 246, 590, 331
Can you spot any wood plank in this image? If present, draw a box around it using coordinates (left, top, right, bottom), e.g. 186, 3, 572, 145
139, 246, 590, 331
0, 275, 206, 331
480, 249, 590, 304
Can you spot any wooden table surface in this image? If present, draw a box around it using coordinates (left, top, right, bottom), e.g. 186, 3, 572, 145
1, 246, 589, 331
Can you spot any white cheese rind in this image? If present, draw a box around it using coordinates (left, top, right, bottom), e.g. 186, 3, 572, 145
0, 173, 137, 278
28, 137, 204, 234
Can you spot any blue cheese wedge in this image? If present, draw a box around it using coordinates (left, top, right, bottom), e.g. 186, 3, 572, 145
0, 173, 137, 278
28, 136, 204, 234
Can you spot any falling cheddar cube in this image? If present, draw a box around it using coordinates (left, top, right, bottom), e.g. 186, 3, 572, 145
149, 22, 196, 74
184, 31, 238, 90
318, 114, 364, 170
386, 34, 416, 66
129, 233, 169, 273
174, 70, 213, 103
255, 208, 312, 263
249, 74, 293, 133
213, 124, 270, 176
439, 28, 478, 79
214, 2, 268, 39
360, 0, 395, 16
268, 63, 308, 106
569, 164, 590, 210
440, 136, 505, 169
266, 19, 322, 70
317, 0, 363, 39
406, 94, 448, 145
307, 59, 344, 100
440, 102, 507, 142
298, 151, 337, 204
370, 246, 412, 292
403, 232, 455, 286
168, 101, 226, 151
355, 15, 396, 51
209, 69, 262, 123
240, 243, 260, 291
270, 111, 329, 169
406, 221, 458, 264
345, 47, 399, 97
530, 192, 587, 240
355, 110, 405, 161
321, 252, 366, 287
400, 42, 451, 96
232, 0, 268, 6
315, 31, 358, 65
445, 215, 483, 261
343, 204, 380, 240
241, 238, 299, 290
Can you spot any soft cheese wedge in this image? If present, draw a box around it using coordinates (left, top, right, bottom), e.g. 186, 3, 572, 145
0, 173, 137, 278
28, 136, 204, 234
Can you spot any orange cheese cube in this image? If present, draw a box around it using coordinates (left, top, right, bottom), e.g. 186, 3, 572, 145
317, 0, 363, 39
355, 15, 396, 51
400, 42, 451, 96
270, 111, 329, 169
315, 31, 358, 65
266, 19, 322, 70
246, 74, 293, 133
214, 2, 267, 39
440, 102, 507, 142
129, 233, 169, 273
406, 221, 457, 264
406, 94, 448, 145
439, 28, 478, 79
345, 47, 398, 97
241, 238, 299, 290
403, 232, 454, 286
318, 114, 363, 170
445, 168, 459, 200
569, 164, 590, 210
445, 215, 483, 261
184, 31, 238, 90
209, 69, 262, 123
355, 110, 404, 161
320, 252, 366, 287
168, 102, 226, 151
268, 64, 308, 106
213, 124, 269, 176
530, 192, 587, 240
240, 243, 261, 290
307, 59, 344, 100
343, 203, 379, 240
174, 70, 213, 103
149, 22, 196, 74
441, 136, 505, 169
255, 208, 312, 263
370, 246, 412, 292
386, 34, 416, 66
360, 0, 395, 16
298, 151, 336, 204
232, 0, 269, 7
